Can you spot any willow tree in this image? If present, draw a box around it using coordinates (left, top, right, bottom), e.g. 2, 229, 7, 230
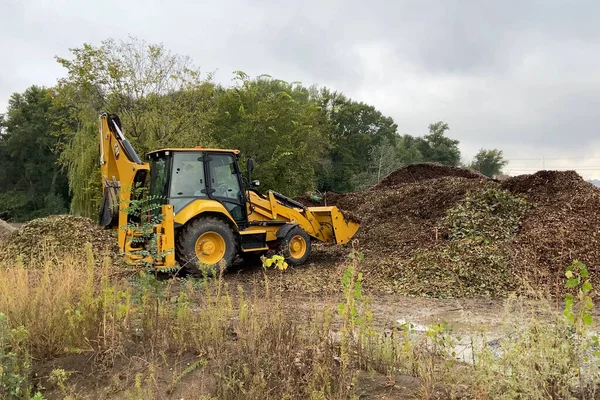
54, 37, 215, 217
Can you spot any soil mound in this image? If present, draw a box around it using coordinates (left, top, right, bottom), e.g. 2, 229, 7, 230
336, 177, 498, 255
0, 215, 117, 265
294, 192, 344, 208
501, 170, 600, 289
373, 163, 487, 189
298, 167, 600, 298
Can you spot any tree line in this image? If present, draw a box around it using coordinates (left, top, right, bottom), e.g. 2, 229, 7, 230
0, 37, 508, 221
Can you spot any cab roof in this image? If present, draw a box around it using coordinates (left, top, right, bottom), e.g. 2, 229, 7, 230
146, 147, 240, 156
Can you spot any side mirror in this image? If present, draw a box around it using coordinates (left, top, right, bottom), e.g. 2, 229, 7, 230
246, 157, 255, 172
251, 180, 260, 187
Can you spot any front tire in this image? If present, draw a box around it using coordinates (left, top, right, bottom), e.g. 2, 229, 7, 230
177, 217, 236, 277
280, 226, 311, 265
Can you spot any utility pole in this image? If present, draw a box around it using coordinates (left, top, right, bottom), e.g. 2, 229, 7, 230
542, 156, 545, 170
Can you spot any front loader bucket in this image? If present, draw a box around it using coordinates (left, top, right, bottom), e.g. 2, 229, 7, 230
307, 206, 360, 245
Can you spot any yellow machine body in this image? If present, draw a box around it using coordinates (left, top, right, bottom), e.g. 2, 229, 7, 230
98, 113, 359, 270
174, 193, 359, 246
244, 191, 358, 245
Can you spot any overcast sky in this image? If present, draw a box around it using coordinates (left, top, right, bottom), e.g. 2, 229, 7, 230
2, 0, 600, 177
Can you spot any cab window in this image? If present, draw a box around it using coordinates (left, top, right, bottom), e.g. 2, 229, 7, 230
149, 156, 169, 198
170, 152, 206, 197
208, 154, 241, 200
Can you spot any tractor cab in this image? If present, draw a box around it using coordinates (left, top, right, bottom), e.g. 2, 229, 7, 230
146, 148, 248, 226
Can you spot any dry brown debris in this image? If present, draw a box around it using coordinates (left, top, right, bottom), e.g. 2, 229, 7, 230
292, 165, 600, 298
0, 215, 118, 266
372, 162, 488, 189
501, 170, 600, 291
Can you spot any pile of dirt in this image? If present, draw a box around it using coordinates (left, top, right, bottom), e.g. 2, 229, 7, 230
290, 164, 600, 298
0, 219, 16, 239
0, 215, 118, 266
336, 177, 499, 256
501, 171, 600, 290
294, 192, 345, 208
372, 162, 488, 189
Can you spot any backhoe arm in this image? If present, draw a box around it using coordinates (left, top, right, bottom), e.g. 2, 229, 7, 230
98, 113, 149, 251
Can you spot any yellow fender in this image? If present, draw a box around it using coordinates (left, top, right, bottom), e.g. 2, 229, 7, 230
174, 199, 239, 229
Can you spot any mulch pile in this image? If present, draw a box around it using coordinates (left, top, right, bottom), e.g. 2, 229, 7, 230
372, 162, 487, 189
500, 171, 600, 291
287, 164, 600, 297
0, 215, 118, 266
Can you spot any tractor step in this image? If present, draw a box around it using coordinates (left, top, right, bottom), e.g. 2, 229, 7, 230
239, 229, 268, 252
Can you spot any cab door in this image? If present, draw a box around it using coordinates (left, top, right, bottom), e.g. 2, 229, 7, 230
205, 153, 248, 226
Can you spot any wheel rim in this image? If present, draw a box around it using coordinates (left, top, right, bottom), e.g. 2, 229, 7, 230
289, 235, 307, 259
195, 231, 226, 265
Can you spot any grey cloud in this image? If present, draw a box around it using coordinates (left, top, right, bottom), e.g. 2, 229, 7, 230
2, 0, 600, 176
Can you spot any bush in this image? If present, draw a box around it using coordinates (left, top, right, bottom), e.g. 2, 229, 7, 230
471, 261, 600, 399
393, 188, 530, 297
0, 313, 39, 399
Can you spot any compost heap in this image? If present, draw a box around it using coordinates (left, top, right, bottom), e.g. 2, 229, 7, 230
298, 163, 600, 297
0, 215, 117, 265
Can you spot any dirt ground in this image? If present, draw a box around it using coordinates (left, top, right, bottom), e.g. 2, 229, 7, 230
36, 264, 575, 400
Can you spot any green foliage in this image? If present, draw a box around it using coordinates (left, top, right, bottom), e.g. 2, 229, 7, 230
120, 184, 172, 267
58, 121, 102, 217
473, 264, 600, 399
338, 250, 365, 328
1, 36, 505, 220
416, 121, 461, 166
351, 136, 407, 191
0, 313, 42, 399
261, 254, 288, 271
0, 86, 70, 221
442, 188, 530, 243
54, 37, 215, 217
208, 74, 328, 195
564, 260, 595, 331
317, 91, 400, 192
470, 148, 508, 177
397, 188, 530, 297
402, 239, 516, 297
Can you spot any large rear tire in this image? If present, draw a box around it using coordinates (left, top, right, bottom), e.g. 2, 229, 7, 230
177, 217, 236, 277
279, 226, 311, 265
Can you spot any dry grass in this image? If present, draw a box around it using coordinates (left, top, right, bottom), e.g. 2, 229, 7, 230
0, 245, 357, 399
1, 245, 600, 399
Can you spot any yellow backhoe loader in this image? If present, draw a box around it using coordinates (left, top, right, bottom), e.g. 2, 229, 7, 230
99, 112, 359, 274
